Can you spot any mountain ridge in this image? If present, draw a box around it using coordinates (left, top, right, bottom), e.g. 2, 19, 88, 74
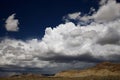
55, 62, 120, 77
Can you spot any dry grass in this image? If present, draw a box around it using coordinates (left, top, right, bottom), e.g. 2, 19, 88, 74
0, 76, 120, 80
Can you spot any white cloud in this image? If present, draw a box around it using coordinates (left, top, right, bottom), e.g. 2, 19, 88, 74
93, 0, 120, 22
63, 12, 81, 22
5, 14, 19, 32
64, 0, 120, 23
1, 18, 120, 69
68, 12, 81, 20
0, 39, 49, 68
42, 20, 120, 58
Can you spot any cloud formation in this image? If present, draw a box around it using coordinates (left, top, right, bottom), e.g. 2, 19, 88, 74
93, 0, 120, 22
1, 19, 120, 69
63, 12, 81, 22
99, 0, 108, 5
1, 0, 120, 74
64, 0, 120, 23
5, 14, 19, 32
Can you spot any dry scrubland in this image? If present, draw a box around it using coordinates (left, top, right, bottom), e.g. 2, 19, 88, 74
0, 76, 120, 80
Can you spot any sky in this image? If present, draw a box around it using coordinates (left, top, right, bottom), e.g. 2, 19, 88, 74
0, 0, 99, 39
0, 0, 120, 76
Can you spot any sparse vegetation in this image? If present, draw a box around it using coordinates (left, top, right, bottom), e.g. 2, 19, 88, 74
0, 76, 120, 80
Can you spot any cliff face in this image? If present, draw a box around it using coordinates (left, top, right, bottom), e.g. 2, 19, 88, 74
55, 62, 120, 77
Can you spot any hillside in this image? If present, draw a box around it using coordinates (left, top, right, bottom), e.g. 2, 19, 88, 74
55, 62, 120, 77
0, 62, 120, 80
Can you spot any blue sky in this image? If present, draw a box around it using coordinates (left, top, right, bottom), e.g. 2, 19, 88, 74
0, 0, 99, 39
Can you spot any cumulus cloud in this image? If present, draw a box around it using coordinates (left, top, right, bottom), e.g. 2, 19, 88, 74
5, 14, 19, 32
96, 27, 120, 45
64, 0, 120, 23
1, 19, 120, 71
93, 0, 120, 22
41, 21, 120, 62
